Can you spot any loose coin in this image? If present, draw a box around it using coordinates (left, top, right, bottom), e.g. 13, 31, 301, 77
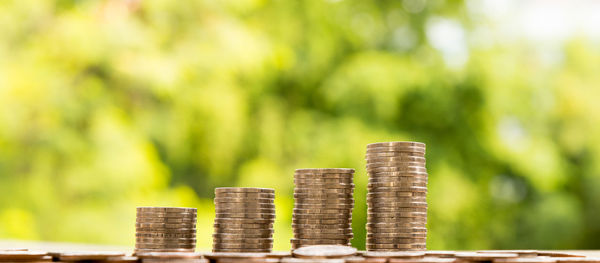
58, 251, 126, 261
454, 252, 518, 261
362, 251, 425, 258
292, 245, 357, 259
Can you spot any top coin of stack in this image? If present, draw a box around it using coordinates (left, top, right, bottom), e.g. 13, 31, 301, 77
213, 187, 276, 253
135, 207, 197, 253
291, 168, 355, 249
365, 142, 428, 251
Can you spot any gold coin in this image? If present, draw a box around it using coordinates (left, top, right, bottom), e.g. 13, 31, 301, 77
215, 203, 275, 209
365, 244, 426, 250
293, 229, 353, 235
213, 244, 272, 249
366, 162, 425, 169
362, 251, 425, 258
366, 222, 427, 228
135, 244, 195, 249
366, 202, 427, 208
367, 233, 427, 238
293, 208, 353, 214
213, 238, 273, 243
367, 186, 427, 193
368, 182, 427, 188
294, 204, 354, 210
294, 214, 353, 220
136, 238, 196, 244
294, 233, 353, 239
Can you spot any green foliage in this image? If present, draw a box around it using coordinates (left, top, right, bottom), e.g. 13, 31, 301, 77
1, 0, 599, 251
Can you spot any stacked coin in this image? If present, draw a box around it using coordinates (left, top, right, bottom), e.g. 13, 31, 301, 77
213, 187, 276, 252
135, 207, 197, 252
291, 168, 355, 249
365, 142, 428, 251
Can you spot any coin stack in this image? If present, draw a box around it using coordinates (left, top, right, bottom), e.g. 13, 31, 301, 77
365, 141, 428, 251
135, 207, 197, 252
213, 187, 276, 252
291, 168, 355, 249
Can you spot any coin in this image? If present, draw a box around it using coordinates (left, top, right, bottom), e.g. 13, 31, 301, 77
367, 192, 427, 198
213, 228, 274, 235
454, 252, 518, 261
292, 223, 351, 229
294, 197, 354, 203
294, 178, 354, 183
368, 182, 427, 188
367, 166, 427, 173
294, 203, 354, 209
136, 244, 195, 249
365, 152, 426, 159
366, 145, 425, 153
216, 187, 275, 194
136, 217, 197, 223
213, 244, 273, 249
294, 183, 355, 189
293, 218, 351, 224
136, 238, 196, 244
365, 244, 426, 250
214, 197, 275, 203
137, 207, 196, 212
366, 156, 426, 163
292, 245, 357, 258
294, 214, 353, 220
366, 162, 425, 168
290, 239, 350, 245
215, 212, 275, 218
366, 238, 427, 244
136, 233, 196, 238
282, 258, 345, 263
294, 173, 355, 179
135, 222, 196, 228
137, 212, 197, 218
213, 233, 273, 239
367, 186, 427, 193
57, 252, 126, 261
213, 249, 270, 253
296, 168, 355, 174
215, 207, 276, 213
345, 256, 387, 263
213, 223, 273, 229
293, 208, 353, 214
135, 228, 197, 233
366, 201, 428, 208
294, 233, 354, 239
215, 192, 276, 197
295, 188, 354, 194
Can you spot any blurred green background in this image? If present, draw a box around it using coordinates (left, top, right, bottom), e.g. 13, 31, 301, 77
1, 0, 600, 251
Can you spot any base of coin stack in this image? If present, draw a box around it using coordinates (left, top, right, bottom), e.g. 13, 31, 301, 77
135, 207, 197, 253
291, 168, 355, 249
212, 187, 276, 253
365, 141, 428, 251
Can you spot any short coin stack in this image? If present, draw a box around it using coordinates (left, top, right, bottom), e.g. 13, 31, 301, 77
213, 187, 276, 252
291, 168, 355, 249
135, 207, 197, 252
365, 141, 428, 251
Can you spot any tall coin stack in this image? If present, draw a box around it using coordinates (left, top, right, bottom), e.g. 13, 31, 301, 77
135, 207, 197, 252
291, 168, 355, 249
365, 141, 428, 251
213, 187, 276, 252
